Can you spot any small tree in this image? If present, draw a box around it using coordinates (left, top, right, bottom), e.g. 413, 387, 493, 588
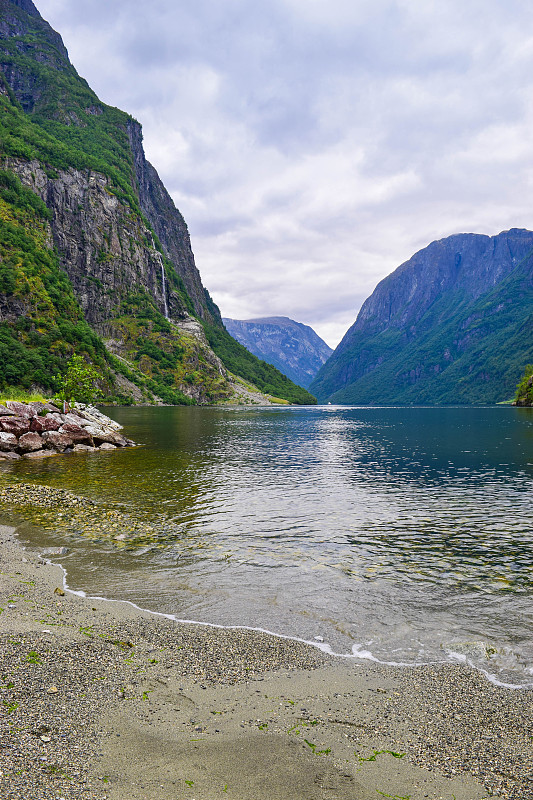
54, 354, 101, 411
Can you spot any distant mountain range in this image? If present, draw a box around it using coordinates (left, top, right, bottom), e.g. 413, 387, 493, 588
223, 317, 332, 389
310, 228, 533, 405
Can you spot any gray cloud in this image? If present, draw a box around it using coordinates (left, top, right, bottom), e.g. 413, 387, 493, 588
37, 0, 533, 347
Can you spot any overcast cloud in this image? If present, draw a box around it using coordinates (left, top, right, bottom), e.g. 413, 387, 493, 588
37, 0, 533, 347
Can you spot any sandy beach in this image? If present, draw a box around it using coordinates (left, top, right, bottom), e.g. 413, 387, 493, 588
1, 521, 532, 800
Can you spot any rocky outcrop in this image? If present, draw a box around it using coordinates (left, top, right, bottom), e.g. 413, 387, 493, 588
311, 228, 533, 405
0, 0, 315, 406
5, 158, 191, 326
222, 316, 332, 388
0, 402, 134, 459
127, 121, 219, 325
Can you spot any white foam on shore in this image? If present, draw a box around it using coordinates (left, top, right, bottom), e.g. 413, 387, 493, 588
33, 548, 533, 692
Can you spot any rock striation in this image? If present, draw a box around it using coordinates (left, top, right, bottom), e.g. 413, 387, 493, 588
222, 316, 332, 389
0, 402, 134, 459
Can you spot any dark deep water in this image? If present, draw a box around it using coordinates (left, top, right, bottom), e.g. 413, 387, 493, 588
3, 404, 533, 686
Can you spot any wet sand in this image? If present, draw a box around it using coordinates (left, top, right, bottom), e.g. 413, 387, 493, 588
1, 523, 532, 800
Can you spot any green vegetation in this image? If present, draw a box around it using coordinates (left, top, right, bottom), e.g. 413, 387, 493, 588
0, 4, 317, 405
108, 291, 227, 404
0, 0, 140, 211
0, 389, 48, 404
204, 322, 316, 405
0, 168, 115, 393
54, 353, 101, 405
312, 250, 533, 405
515, 365, 533, 406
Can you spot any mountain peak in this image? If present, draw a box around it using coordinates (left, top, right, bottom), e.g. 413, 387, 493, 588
223, 317, 332, 388
310, 228, 533, 405
8, 0, 40, 17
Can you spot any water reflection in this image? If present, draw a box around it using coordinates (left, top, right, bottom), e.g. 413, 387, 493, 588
2, 405, 533, 684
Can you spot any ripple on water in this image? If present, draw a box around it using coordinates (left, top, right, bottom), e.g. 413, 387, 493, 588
4, 404, 533, 685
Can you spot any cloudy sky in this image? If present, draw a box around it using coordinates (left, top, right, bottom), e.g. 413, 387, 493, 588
37, 0, 533, 347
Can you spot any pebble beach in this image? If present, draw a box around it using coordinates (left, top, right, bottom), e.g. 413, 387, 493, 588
1, 483, 533, 799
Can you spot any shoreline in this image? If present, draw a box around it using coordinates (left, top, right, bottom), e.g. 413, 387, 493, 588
1, 526, 532, 798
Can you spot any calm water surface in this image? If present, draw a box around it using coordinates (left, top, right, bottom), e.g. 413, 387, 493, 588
3, 405, 533, 686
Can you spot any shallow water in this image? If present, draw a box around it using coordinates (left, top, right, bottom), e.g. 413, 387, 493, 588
4, 404, 533, 685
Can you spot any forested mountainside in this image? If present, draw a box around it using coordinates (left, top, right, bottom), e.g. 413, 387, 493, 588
515, 366, 533, 406
0, 0, 315, 405
222, 316, 332, 388
311, 228, 533, 405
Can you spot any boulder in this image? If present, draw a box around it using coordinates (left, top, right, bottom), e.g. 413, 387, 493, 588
63, 412, 85, 426
30, 415, 61, 433
72, 444, 97, 452
23, 450, 56, 459
83, 425, 125, 446
28, 401, 47, 415
0, 451, 21, 460
59, 423, 94, 446
77, 407, 123, 431
17, 432, 43, 453
0, 417, 30, 436
5, 401, 34, 418
43, 402, 62, 413
0, 404, 14, 416
42, 431, 74, 452
99, 442, 117, 451
0, 432, 18, 452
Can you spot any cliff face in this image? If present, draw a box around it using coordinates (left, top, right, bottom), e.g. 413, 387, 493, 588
311, 229, 533, 405
223, 316, 332, 388
5, 157, 191, 326
0, 0, 315, 404
0, 0, 212, 324
127, 119, 220, 325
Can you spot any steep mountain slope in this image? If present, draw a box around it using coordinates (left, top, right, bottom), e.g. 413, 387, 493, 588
223, 316, 332, 388
0, 0, 315, 405
311, 228, 533, 405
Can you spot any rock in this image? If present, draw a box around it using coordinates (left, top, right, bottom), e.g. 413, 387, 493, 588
59, 423, 94, 446
72, 444, 96, 452
0, 417, 30, 436
83, 425, 124, 446
53, 587, 65, 596
42, 431, 74, 451
223, 316, 333, 389
0, 451, 21, 460
0, 404, 14, 416
63, 412, 85, 426
99, 442, 117, 450
28, 401, 47, 415
23, 450, 56, 459
17, 432, 43, 453
47, 686, 59, 694
5, 401, 34, 417
43, 402, 61, 413
77, 406, 123, 431
30, 414, 61, 433
0, 432, 18, 452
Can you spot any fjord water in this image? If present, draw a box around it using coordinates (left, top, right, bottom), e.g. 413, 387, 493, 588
9, 405, 533, 685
